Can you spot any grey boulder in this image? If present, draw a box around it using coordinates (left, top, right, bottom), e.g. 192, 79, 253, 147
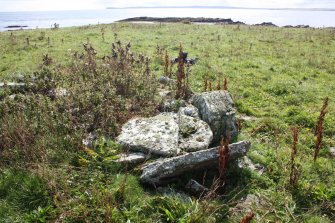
192, 90, 238, 144
140, 140, 251, 185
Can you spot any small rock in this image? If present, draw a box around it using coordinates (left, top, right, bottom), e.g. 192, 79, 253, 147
115, 152, 147, 165
237, 115, 258, 122
185, 179, 209, 195
117, 113, 180, 156
329, 147, 335, 157
49, 88, 68, 97
238, 157, 266, 175
158, 89, 172, 99
159, 99, 186, 112
229, 194, 262, 217
178, 105, 199, 118
158, 76, 173, 85
0, 82, 26, 88
82, 132, 98, 148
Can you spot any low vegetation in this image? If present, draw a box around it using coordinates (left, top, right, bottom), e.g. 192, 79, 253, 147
0, 22, 334, 222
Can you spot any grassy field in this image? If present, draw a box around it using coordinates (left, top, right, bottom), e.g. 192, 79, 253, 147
0, 23, 335, 222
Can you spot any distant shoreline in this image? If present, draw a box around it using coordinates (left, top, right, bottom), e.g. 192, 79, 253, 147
118, 17, 318, 28
107, 6, 335, 11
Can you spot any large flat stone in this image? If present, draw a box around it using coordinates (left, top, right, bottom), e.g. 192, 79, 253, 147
117, 113, 180, 156
140, 141, 251, 185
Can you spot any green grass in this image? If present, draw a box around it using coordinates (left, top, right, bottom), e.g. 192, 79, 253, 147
0, 23, 335, 222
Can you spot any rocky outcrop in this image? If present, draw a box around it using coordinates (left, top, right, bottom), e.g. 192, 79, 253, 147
192, 90, 238, 144
140, 141, 250, 185
117, 17, 245, 25
255, 22, 277, 27
117, 113, 180, 156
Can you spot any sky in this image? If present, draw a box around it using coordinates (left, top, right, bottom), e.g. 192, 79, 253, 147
0, 0, 334, 12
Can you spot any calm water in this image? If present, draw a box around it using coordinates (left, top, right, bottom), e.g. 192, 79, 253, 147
0, 8, 334, 31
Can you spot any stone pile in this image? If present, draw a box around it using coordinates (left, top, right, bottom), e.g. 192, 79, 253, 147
115, 90, 251, 186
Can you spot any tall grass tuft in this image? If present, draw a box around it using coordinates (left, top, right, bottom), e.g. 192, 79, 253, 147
240, 211, 255, 223
219, 130, 230, 182
175, 43, 187, 99
223, 77, 228, 91
314, 97, 329, 162
290, 126, 299, 185
164, 50, 171, 78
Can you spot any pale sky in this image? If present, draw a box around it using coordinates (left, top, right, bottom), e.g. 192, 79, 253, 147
0, 0, 334, 12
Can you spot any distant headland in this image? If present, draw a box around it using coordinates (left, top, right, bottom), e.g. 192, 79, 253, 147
117, 17, 316, 28
107, 6, 335, 11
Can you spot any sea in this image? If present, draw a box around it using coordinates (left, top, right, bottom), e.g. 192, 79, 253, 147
0, 8, 334, 32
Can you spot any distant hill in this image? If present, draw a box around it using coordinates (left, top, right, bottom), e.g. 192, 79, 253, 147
106, 6, 335, 11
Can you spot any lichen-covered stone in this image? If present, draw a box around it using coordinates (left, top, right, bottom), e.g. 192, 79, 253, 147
140, 141, 251, 185
117, 113, 180, 156
178, 104, 199, 118
192, 90, 238, 144
178, 115, 213, 152
159, 99, 186, 112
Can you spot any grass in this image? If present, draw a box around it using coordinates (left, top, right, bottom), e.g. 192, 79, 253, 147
0, 22, 335, 222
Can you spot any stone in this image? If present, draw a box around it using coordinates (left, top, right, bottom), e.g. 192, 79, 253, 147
82, 132, 98, 148
178, 115, 213, 152
0, 82, 26, 88
114, 152, 147, 165
329, 147, 335, 157
238, 157, 266, 175
49, 88, 68, 97
140, 140, 251, 185
158, 76, 173, 85
229, 194, 262, 217
159, 99, 186, 112
185, 179, 209, 195
192, 90, 238, 145
178, 104, 199, 118
117, 113, 180, 156
158, 89, 172, 99
237, 115, 258, 122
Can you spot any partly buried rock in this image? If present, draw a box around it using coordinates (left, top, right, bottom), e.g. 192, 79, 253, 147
140, 141, 251, 185
185, 179, 209, 195
114, 152, 147, 166
238, 157, 266, 175
117, 113, 180, 156
178, 115, 212, 152
329, 147, 335, 157
192, 90, 238, 144
159, 99, 186, 112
